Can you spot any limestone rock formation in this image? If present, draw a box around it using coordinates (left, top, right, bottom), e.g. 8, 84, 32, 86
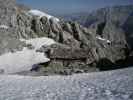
0, 0, 132, 75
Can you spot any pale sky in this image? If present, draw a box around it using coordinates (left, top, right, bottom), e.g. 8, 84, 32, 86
17, 0, 133, 14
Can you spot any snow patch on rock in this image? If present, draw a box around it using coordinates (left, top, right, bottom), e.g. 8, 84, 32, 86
28, 9, 60, 22
0, 47, 49, 74
0, 25, 9, 29
20, 37, 55, 50
0, 37, 55, 74
96, 36, 111, 43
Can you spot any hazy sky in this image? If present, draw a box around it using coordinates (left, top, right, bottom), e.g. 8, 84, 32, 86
17, 0, 133, 14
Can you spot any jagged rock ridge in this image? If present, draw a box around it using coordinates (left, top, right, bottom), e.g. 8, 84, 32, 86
0, 0, 132, 75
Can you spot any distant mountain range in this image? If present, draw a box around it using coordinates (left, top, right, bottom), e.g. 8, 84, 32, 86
61, 5, 133, 49
60, 5, 133, 28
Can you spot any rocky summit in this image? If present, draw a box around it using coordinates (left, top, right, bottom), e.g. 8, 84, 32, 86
0, 0, 132, 75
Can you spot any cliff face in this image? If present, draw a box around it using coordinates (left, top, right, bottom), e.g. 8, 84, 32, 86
0, 0, 16, 10
0, 0, 16, 25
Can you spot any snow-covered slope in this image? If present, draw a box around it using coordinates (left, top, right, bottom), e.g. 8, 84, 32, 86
0, 48, 49, 74
28, 9, 60, 22
0, 37, 55, 74
0, 67, 132, 100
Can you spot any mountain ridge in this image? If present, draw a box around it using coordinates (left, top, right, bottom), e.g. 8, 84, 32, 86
0, 1, 132, 99
0, 0, 132, 75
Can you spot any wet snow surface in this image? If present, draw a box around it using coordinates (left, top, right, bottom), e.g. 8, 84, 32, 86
0, 67, 132, 100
